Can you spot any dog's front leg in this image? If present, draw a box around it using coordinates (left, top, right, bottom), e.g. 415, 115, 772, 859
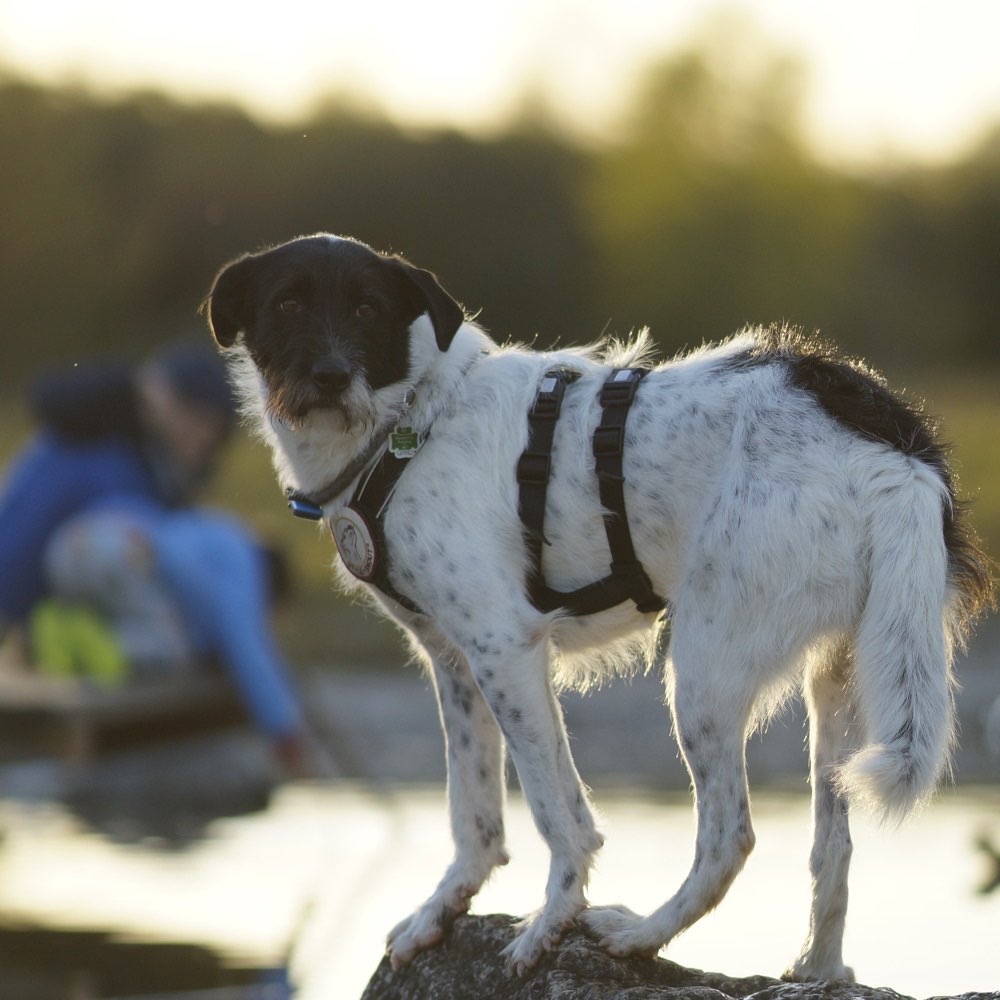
387, 641, 509, 969
472, 641, 604, 975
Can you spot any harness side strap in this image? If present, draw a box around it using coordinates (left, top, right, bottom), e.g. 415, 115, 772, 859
594, 369, 666, 615
517, 369, 578, 610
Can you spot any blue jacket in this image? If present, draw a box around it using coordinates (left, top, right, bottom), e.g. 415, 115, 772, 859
0, 435, 164, 621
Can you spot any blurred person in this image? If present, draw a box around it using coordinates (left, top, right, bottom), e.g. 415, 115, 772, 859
0, 342, 313, 776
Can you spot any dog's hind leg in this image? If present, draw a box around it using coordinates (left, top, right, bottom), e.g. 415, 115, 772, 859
785, 643, 856, 982
472, 640, 604, 975
387, 640, 510, 969
583, 638, 756, 957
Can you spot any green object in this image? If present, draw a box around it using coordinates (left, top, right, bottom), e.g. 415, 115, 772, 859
31, 601, 129, 687
388, 426, 421, 458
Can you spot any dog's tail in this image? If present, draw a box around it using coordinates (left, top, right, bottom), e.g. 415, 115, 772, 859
838, 456, 992, 822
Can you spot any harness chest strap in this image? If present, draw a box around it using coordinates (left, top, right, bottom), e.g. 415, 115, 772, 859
328, 446, 424, 614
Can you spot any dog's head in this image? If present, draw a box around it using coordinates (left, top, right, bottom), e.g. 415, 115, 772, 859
204, 234, 465, 429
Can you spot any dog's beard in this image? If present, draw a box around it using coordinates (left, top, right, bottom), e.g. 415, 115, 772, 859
264, 376, 375, 434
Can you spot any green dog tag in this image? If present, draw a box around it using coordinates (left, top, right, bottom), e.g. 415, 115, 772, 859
389, 426, 421, 458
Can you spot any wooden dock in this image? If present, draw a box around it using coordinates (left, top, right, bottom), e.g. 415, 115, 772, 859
0, 657, 247, 764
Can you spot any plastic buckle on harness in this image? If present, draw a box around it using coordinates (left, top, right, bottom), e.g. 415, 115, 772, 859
530, 378, 564, 420
517, 451, 552, 485
599, 368, 643, 407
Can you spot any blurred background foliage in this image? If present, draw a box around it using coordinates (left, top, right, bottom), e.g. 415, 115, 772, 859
1, 28, 997, 664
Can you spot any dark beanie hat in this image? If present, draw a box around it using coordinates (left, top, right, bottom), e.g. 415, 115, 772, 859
148, 341, 236, 425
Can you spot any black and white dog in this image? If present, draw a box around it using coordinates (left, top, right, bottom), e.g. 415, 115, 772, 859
205, 234, 990, 979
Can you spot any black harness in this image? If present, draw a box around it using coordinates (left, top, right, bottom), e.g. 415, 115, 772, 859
287, 366, 666, 619
516, 368, 666, 616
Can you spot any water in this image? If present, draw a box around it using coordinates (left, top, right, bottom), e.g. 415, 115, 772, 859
1, 783, 997, 998
3, 632, 999, 997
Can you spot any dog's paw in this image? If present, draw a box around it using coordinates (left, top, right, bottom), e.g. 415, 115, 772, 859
386, 889, 475, 970
580, 905, 662, 958
500, 905, 580, 976
782, 959, 856, 983
386, 910, 445, 970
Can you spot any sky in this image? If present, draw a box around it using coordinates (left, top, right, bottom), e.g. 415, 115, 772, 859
2, 0, 999, 165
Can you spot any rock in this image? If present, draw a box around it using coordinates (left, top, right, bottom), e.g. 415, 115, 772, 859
361, 914, 998, 1000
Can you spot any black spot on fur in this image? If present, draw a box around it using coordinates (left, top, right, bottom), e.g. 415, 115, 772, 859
449, 677, 474, 716
474, 814, 503, 849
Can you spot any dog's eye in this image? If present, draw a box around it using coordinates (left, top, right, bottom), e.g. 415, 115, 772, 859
355, 302, 378, 320
278, 298, 301, 314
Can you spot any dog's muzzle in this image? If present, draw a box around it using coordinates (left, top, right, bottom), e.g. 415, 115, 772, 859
263, 355, 366, 429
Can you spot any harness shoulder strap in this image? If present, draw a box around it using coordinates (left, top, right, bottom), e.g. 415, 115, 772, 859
517, 367, 667, 617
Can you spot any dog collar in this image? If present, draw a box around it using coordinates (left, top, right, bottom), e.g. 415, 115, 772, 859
286, 387, 419, 518
283, 388, 428, 614
286, 418, 426, 614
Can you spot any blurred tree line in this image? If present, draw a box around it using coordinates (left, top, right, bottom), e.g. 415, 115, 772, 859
2, 30, 997, 663
1, 31, 998, 384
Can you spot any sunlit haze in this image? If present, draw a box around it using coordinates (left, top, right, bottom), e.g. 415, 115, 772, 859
2, 0, 999, 164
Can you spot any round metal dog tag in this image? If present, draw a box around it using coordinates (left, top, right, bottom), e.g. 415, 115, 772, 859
330, 507, 378, 581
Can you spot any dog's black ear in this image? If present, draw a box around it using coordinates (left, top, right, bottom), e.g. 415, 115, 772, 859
203, 255, 254, 348
392, 259, 465, 352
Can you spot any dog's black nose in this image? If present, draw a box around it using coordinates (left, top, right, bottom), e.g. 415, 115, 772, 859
311, 358, 352, 394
